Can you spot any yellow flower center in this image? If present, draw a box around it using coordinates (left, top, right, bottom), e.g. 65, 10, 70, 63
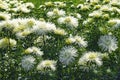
65, 17, 71, 23
88, 53, 97, 60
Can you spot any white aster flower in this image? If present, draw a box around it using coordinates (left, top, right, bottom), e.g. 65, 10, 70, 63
37, 60, 56, 72
19, 3, 33, 13
30, 21, 46, 35
9, 7, 19, 12
58, 16, 78, 28
44, 2, 53, 7
0, 38, 9, 48
33, 36, 45, 46
0, 0, 9, 10
33, 21, 56, 35
0, 38, 17, 48
25, 2, 34, 9
98, 35, 118, 53
83, 18, 93, 25
15, 32, 26, 39
77, 4, 83, 8
75, 13, 81, 19
54, 28, 67, 36
54, 1, 66, 7
47, 8, 65, 17
89, 10, 102, 18
115, 8, 120, 14
78, 51, 103, 70
46, 22, 56, 31
13, 24, 28, 33
65, 35, 76, 44
25, 46, 44, 56
21, 55, 35, 71
47, 12, 54, 17
80, 5, 90, 11
74, 36, 88, 47
9, 0, 19, 5
19, 6, 30, 13
25, 47, 33, 54
110, 0, 120, 6
100, 5, 112, 12
93, 5, 101, 9
0, 12, 11, 20
108, 19, 120, 29
86, 0, 99, 4
9, 38, 17, 47
66, 35, 87, 47
59, 46, 78, 65
15, 29, 32, 39
32, 47, 44, 56
26, 18, 36, 27
103, 0, 110, 3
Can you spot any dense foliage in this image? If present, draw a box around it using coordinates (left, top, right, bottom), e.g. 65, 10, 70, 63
0, 0, 120, 80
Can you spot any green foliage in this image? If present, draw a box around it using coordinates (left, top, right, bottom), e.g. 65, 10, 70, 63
0, 0, 120, 80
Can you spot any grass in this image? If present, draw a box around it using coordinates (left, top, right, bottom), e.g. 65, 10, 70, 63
25, 0, 85, 7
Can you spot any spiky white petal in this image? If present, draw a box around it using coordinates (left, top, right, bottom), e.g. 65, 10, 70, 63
58, 16, 78, 28
59, 46, 78, 65
21, 55, 35, 71
98, 35, 118, 53
78, 51, 103, 70
37, 60, 56, 72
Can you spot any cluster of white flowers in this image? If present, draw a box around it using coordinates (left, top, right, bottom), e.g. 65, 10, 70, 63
18, 2, 34, 13
66, 35, 87, 47
19, 0, 120, 72
0, 38, 17, 48
77, 4, 90, 11
42, 1, 66, 8
1, 0, 120, 79
0, 12, 11, 20
22, 50, 56, 72
0, 0, 9, 10
0, 0, 34, 13
0, 18, 56, 38
47, 8, 66, 17
53, 1, 66, 7
89, 10, 103, 18
108, 19, 120, 29
110, 0, 120, 6
25, 46, 44, 56
77, 0, 120, 24
100, 5, 113, 12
